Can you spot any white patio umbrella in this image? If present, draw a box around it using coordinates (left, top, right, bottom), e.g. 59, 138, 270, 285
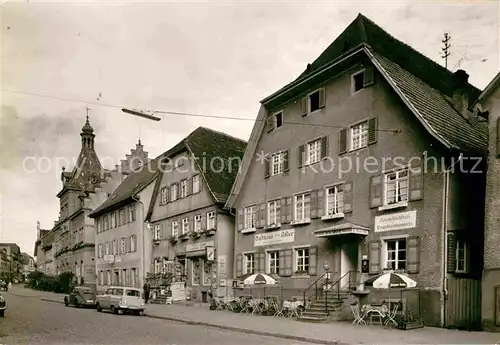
364, 271, 417, 289
243, 273, 277, 285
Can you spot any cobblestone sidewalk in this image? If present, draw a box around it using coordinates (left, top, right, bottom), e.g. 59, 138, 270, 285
12, 285, 500, 345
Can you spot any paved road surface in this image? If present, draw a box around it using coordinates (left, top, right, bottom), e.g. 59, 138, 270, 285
0, 292, 314, 345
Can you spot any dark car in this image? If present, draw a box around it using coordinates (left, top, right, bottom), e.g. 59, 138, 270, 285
64, 287, 97, 308
0, 293, 6, 317
0, 281, 7, 291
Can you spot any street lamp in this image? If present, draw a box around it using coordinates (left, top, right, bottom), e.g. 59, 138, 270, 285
121, 108, 161, 121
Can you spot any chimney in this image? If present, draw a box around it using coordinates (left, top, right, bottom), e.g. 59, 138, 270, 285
451, 69, 476, 123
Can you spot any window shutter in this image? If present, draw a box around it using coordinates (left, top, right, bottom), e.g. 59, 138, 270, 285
370, 175, 383, 208
237, 208, 244, 231
284, 249, 293, 276
186, 178, 193, 195
286, 197, 293, 223
447, 232, 457, 273
317, 189, 324, 217
266, 116, 275, 132
258, 251, 265, 274
257, 203, 266, 228
301, 97, 308, 116
339, 129, 348, 154
363, 67, 374, 87
318, 87, 326, 108
131, 205, 136, 221
264, 156, 270, 178
283, 150, 290, 172
343, 182, 353, 213
368, 117, 377, 145
409, 164, 424, 201
496, 117, 500, 158
166, 186, 170, 203
201, 214, 207, 231
321, 136, 329, 159
189, 217, 193, 233
278, 250, 286, 277
298, 145, 305, 167
406, 236, 421, 274
309, 246, 318, 276
310, 190, 318, 219
236, 253, 242, 278
280, 198, 287, 224
369, 241, 381, 274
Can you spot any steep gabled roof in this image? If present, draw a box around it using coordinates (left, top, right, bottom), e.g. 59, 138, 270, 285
225, 13, 488, 209
475, 71, 500, 104
89, 158, 161, 218
146, 126, 246, 221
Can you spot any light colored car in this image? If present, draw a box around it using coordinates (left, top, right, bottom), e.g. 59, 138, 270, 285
96, 286, 145, 315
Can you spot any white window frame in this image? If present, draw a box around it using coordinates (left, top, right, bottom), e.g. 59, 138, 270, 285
98, 244, 103, 258
325, 184, 344, 215
105, 242, 110, 255
182, 218, 190, 234
207, 211, 215, 230
455, 240, 468, 273
274, 111, 283, 129
160, 187, 168, 204
180, 180, 187, 198
106, 270, 111, 285
244, 253, 255, 275
99, 270, 104, 285
170, 184, 178, 201
271, 151, 285, 175
112, 239, 117, 255
120, 238, 126, 253
130, 235, 136, 252
171, 220, 179, 237
384, 169, 409, 205
128, 205, 135, 222
153, 225, 160, 240
244, 206, 256, 229
306, 138, 321, 165
192, 175, 200, 194
267, 200, 280, 226
294, 247, 310, 273
350, 121, 369, 151
294, 193, 311, 221
384, 238, 407, 271
154, 259, 161, 274
194, 215, 202, 232
267, 251, 279, 275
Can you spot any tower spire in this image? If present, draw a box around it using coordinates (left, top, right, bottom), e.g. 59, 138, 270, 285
81, 107, 95, 150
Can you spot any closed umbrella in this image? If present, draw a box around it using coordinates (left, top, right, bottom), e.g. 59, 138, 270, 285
243, 273, 277, 285
364, 271, 416, 289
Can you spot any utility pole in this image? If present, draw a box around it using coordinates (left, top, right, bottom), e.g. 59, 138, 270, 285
441, 33, 451, 69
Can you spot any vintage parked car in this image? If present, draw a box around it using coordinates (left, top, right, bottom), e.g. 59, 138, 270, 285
0, 293, 6, 317
96, 286, 145, 315
0, 281, 7, 291
64, 287, 97, 308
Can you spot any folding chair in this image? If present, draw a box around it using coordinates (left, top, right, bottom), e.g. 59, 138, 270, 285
351, 304, 367, 325
384, 304, 398, 327
273, 300, 285, 317
215, 297, 225, 311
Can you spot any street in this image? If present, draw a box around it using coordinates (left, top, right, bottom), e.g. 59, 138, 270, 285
0, 292, 314, 345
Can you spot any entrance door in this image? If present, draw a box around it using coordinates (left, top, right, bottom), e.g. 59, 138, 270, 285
340, 242, 359, 290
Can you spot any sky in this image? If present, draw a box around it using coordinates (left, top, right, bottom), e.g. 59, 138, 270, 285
1, 0, 499, 255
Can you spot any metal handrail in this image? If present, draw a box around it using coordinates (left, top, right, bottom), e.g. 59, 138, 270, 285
302, 272, 328, 305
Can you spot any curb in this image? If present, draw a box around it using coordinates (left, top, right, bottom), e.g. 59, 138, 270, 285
144, 313, 346, 345
41, 298, 64, 304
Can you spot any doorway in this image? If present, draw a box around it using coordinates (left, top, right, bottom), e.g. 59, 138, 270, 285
340, 241, 359, 290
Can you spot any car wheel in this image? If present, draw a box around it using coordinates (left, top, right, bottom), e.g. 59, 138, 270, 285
110, 306, 117, 314
64, 298, 69, 307
96, 303, 102, 312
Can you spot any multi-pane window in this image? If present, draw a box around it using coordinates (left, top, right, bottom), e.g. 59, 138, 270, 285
154, 259, 161, 274
268, 251, 279, 275
153, 225, 160, 240
160, 187, 168, 204
98, 244, 103, 258
182, 218, 190, 234
194, 215, 202, 232
351, 121, 369, 151
104, 216, 109, 230
130, 235, 137, 252
271, 152, 285, 175
386, 239, 407, 270
120, 209, 126, 225
267, 200, 280, 225
306, 139, 321, 165
112, 239, 117, 255
295, 248, 310, 272
105, 242, 110, 255
385, 169, 409, 205
294, 193, 311, 221
171, 221, 179, 237
170, 184, 178, 201
207, 212, 215, 230
180, 180, 187, 198
326, 185, 344, 215
192, 175, 200, 193
111, 212, 116, 228
244, 253, 255, 274
244, 206, 256, 229
120, 238, 126, 253
128, 205, 135, 222
456, 240, 467, 273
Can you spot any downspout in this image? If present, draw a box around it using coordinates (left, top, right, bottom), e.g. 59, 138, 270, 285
132, 195, 145, 288
440, 152, 463, 327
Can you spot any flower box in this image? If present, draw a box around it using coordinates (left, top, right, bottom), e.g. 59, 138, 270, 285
168, 236, 177, 244
204, 228, 216, 236
153, 239, 160, 245
397, 320, 424, 330
179, 233, 189, 241
189, 232, 201, 240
